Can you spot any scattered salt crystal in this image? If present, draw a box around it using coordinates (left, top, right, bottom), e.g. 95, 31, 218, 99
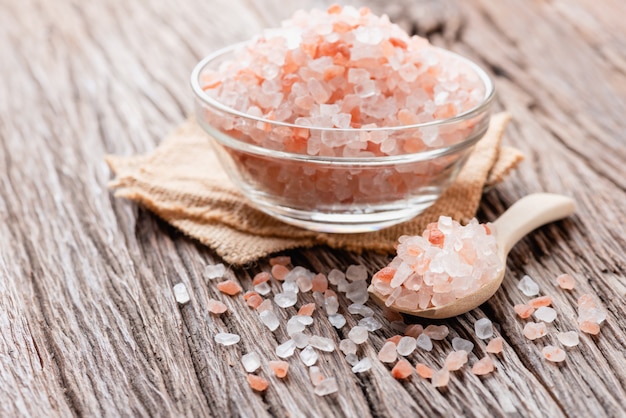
269, 360, 289, 378
300, 346, 319, 366
276, 339, 297, 358
423, 325, 449, 340
271, 264, 290, 281
348, 304, 375, 317
416, 334, 433, 351
254, 282, 272, 296
351, 357, 372, 373
269, 256, 291, 266
275, 291, 298, 308
309, 335, 335, 352
217, 280, 242, 296
452, 337, 474, 353
346, 281, 369, 304
204, 263, 226, 279
557, 331, 579, 347
471, 356, 495, 375
256, 298, 273, 312
346, 264, 368, 281
207, 298, 228, 314
514, 304, 535, 319
529, 295, 552, 308
297, 275, 313, 292
292, 332, 310, 348
387, 335, 402, 345
474, 318, 494, 340
339, 339, 357, 357
523, 322, 547, 340
297, 303, 315, 316
542, 345, 566, 362
518, 275, 540, 296
358, 317, 382, 332
260, 310, 280, 331
253, 272, 270, 285
337, 278, 350, 293
404, 324, 423, 338
286, 317, 306, 335
431, 368, 450, 387
314, 377, 338, 396
242, 352, 261, 373
311, 273, 329, 293
577, 294, 597, 309
214, 332, 240, 346
444, 350, 468, 371
396, 336, 417, 356
328, 269, 345, 285
282, 281, 299, 294
556, 273, 575, 290
378, 341, 398, 363
345, 353, 359, 366
415, 363, 434, 379
579, 321, 600, 335
247, 374, 269, 392
309, 366, 325, 386
173, 283, 190, 305
328, 313, 347, 329
534, 306, 557, 323
324, 296, 339, 315
486, 337, 504, 354
392, 359, 413, 379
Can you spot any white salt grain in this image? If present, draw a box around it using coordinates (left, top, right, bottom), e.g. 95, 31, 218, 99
204, 263, 226, 280
297, 276, 313, 292
348, 303, 375, 317
351, 357, 372, 373
452, 337, 474, 353
339, 339, 357, 355
557, 331, 580, 347
314, 377, 338, 396
173, 283, 190, 305
309, 366, 324, 386
259, 310, 280, 331
276, 339, 297, 358
346, 281, 369, 304
309, 335, 335, 352
325, 296, 339, 315
345, 353, 359, 366
300, 346, 319, 366
286, 317, 306, 336
328, 269, 345, 285
358, 317, 382, 332
254, 282, 272, 296
346, 264, 368, 281
313, 291, 325, 307
282, 281, 299, 294
275, 292, 298, 308
416, 334, 433, 351
518, 275, 540, 296
396, 336, 417, 356
241, 352, 261, 373
328, 313, 347, 329
474, 318, 494, 339
535, 306, 557, 323
214, 332, 240, 346
292, 332, 310, 349
348, 326, 369, 344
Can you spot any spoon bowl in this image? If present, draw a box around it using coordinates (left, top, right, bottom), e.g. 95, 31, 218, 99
368, 193, 575, 318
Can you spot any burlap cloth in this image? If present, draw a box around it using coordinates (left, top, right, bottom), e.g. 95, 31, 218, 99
106, 112, 523, 264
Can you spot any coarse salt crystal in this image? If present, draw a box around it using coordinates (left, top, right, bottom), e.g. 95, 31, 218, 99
269, 256, 291, 266
523, 322, 547, 340
529, 295, 552, 308
311, 273, 329, 293
271, 264, 290, 281
259, 310, 280, 331
474, 318, 494, 339
217, 280, 242, 296
346, 264, 368, 281
275, 291, 298, 308
204, 263, 226, 279
247, 374, 269, 392
557, 331, 580, 347
292, 332, 310, 349
254, 282, 272, 296
534, 306, 557, 323
518, 275, 540, 296
345, 353, 359, 366
351, 357, 372, 373
391, 359, 413, 379
348, 326, 369, 344
471, 356, 495, 375
300, 346, 319, 366
309, 335, 335, 352
276, 339, 297, 358
207, 298, 228, 314
282, 281, 299, 294
173, 283, 190, 305
327, 269, 345, 285
556, 273, 575, 290
314, 377, 338, 396
325, 296, 339, 315
431, 368, 450, 387
451, 337, 474, 353
514, 304, 535, 319
242, 352, 261, 373
486, 337, 504, 354
416, 334, 433, 351
415, 363, 434, 379
396, 336, 417, 356
328, 313, 347, 329
444, 350, 468, 371
256, 298, 273, 312
309, 366, 325, 386
269, 360, 289, 378
542, 345, 566, 362
404, 324, 423, 338
378, 341, 398, 363
214, 332, 240, 346
424, 325, 449, 340
358, 316, 382, 332
298, 303, 316, 316
348, 303, 375, 317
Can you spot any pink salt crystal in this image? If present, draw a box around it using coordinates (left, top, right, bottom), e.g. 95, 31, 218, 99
529, 296, 552, 308
579, 321, 600, 335
577, 294, 597, 309
253, 272, 270, 285
514, 304, 535, 319
391, 359, 413, 379
246, 295, 264, 309
471, 356, 495, 375
542, 345, 566, 363
269, 360, 289, 378
269, 256, 291, 266
523, 322, 547, 340
444, 350, 468, 371
423, 325, 449, 340
311, 273, 329, 293
271, 264, 290, 281
247, 374, 269, 392
309, 366, 325, 386
297, 303, 316, 316
256, 299, 273, 312
386, 335, 402, 345
556, 273, 575, 290
217, 280, 243, 296
207, 299, 228, 314
378, 342, 398, 363
431, 368, 450, 388
243, 290, 259, 301
415, 363, 434, 379
404, 324, 424, 338
486, 337, 504, 354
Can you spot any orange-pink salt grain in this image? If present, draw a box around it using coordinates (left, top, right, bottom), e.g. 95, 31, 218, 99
269, 256, 291, 266
486, 337, 504, 354
243, 290, 259, 301
514, 304, 535, 319
529, 295, 552, 308
431, 368, 450, 388
542, 345, 566, 362
271, 264, 290, 281
471, 356, 495, 375
252, 272, 270, 285
207, 298, 228, 314
444, 350, 468, 371
579, 321, 600, 335
297, 303, 316, 316
391, 359, 413, 379
556, 273, 575, 290
386, 335, 402, 345
217, 280, 242, 296
415, 363, 434, 379
269, 360, 290, 378
246, 295, 264, 309
523, 322, 547, 340
247, 374, 269, 392
404, 324, 423, 338
311, 273, 329, 292
577, 294, 597, 309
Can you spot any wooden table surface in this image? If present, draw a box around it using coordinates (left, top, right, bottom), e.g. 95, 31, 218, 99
2, 0, 625, 417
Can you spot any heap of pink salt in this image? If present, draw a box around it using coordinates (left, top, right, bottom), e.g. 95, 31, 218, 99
371, 217, 502, 311
577, 294, 606, 335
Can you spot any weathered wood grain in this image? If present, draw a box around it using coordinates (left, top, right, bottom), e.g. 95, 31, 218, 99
1, 0, 625, 417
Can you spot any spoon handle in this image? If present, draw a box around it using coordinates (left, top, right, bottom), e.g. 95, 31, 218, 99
492, 193, 575, 257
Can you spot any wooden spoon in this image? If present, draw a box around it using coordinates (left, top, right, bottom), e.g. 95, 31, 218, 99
368, 193, 576, 319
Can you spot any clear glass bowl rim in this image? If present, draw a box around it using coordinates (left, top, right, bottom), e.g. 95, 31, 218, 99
191, 42, 495, 165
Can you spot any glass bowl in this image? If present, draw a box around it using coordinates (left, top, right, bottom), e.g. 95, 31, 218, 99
191, 44, 495, 233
